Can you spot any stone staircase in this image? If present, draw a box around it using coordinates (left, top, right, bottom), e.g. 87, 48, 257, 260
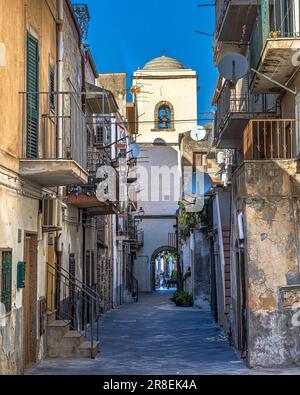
46, 311, 99, 359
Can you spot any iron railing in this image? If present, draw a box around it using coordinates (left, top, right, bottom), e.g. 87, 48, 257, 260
125, 269, 139, 302
250, 1, 300, 69
136, 230, 144, 246
243, 119, 296, 160
215, 0, 230, 39
168, 233, 177, 249
214, 81, 278, 139
47, 262, 101, 358
20, 92, 87, 170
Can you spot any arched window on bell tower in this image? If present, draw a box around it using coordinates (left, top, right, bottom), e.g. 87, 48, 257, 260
154, 101, 174, 131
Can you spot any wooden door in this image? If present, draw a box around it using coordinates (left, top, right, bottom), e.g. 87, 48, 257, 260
236, 249, 247, 355
23, 234, 37, 368
47, 233, 56, 311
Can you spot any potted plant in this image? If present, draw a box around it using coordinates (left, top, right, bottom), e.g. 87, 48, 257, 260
171, 291, 193, 307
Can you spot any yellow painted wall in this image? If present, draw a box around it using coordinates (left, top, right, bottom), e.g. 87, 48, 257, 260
0, 0, 57, 171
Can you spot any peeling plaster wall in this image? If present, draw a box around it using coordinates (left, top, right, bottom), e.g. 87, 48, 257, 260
193, 230, 211, 307
234, 160, 300, 367
0, 171, 47, 374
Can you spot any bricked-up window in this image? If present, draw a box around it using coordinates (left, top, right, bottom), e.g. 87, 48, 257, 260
1, 250, 12, 313
193, 152, 208, 173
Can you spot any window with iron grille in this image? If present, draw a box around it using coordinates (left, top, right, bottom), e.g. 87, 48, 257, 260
49, 65, 55, 111
96, 125, 104, 145
1, 250, 12, 313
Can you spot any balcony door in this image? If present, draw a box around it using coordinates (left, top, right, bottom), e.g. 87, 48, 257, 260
296, 91, 300, 157
23, 234, 38, 368
26, 33, 39, 159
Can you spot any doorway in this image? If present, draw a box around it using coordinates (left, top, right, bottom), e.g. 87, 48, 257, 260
236, 248, 247, 357
23, 233, 38, 368
151, 247, 178, 291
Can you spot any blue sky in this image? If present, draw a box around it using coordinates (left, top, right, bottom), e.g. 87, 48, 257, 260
84, 0, 217, 124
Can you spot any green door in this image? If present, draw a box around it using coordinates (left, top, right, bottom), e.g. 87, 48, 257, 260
26, 33, 39, 159
261, 0, 270, 45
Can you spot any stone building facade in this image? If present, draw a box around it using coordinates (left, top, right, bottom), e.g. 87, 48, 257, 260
131, 56, 198, 292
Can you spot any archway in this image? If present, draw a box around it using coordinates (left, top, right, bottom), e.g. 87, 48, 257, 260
151, 246, 178, 291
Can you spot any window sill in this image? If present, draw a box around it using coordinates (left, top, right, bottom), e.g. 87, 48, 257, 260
151, 128, 175, 132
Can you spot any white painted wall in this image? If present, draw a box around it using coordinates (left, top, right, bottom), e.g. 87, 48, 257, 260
131, 59, 197, 292
134, 218, 176, 292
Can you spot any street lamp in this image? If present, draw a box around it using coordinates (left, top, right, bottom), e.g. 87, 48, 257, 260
138, 207, 145, 218
133, 207, 145, 227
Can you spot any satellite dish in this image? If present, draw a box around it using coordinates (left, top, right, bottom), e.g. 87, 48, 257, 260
128, 143, 141, 158
188, 172, 213, 196
191, 126, 206, 142
218, 53, 249, 83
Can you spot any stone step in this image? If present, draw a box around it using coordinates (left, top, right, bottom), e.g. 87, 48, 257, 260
62, 330, 84, 348
47, 320, 71, 338
46, 310, 57, 324
78, 340, 100, 358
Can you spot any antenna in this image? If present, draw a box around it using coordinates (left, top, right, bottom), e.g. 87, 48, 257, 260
128, 143, 141, 159
190, 126, 206, 142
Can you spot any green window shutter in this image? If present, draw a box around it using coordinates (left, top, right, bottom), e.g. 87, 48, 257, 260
17, 261, 26, 289
49, 65, 55, 111
26, 33, 39, 159
1, 251, 12, 313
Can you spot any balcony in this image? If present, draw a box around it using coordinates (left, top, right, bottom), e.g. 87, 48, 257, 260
127, 165, 137, 184
136, 230, 144, 247
116, 215, 129, 241
215, 1, 258, 43
243, 119, 296, 160
65, 183, 119, 216
250, 2, 300, 93
214, 81, 278, 148
19, 92, 88, 187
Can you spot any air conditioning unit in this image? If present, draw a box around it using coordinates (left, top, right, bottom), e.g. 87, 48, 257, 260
217, 151, 225, 165
42, 199, 62, 230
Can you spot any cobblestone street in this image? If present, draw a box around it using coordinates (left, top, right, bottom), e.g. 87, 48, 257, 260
27, 292, 300, 375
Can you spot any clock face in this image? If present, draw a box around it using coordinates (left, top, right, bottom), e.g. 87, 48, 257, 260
191, 126, 206, 141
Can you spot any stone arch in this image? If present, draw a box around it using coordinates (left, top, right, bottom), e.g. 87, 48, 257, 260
151, 245, 178, 291
151, 245, 177, 264
154, 100, 175, 131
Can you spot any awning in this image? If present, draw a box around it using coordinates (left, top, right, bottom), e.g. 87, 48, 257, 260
85, 83, 119, 115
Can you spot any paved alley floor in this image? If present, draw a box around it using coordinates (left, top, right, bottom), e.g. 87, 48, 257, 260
28, 291, 300, 375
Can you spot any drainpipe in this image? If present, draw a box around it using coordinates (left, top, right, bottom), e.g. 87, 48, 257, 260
57, 0, 64, 160
215, 193, 226, 310
56, 1, 64, 263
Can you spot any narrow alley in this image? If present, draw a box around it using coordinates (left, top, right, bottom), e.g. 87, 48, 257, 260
3, 0, 300, 377
27, 292, 299, 375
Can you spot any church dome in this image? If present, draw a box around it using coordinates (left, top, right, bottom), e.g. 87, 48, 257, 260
143, 56, 185, 71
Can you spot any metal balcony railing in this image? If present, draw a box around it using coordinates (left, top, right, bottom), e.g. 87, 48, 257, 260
214, 81, 278, 139
168, 233, 177, 249
136, 230, 144, 246
20, 92, 87, 170
250, 1, 300, 69
215, 0, 230, 38
243, 119, 296, 160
